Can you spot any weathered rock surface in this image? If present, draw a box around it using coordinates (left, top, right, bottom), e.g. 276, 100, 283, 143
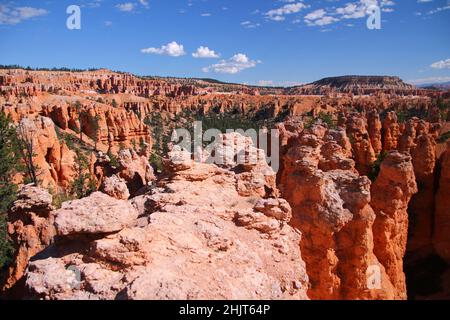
54, 192, 138, 236
16, 116, 77, 189
23, 134, 309, 300
1, 186, 56, 292
278, 125, 396, 300
116, 149, 155, 195
371, 152, 418, 300
101, 175, 130, 200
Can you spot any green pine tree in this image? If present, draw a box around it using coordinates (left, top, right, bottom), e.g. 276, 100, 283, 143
0, 111, 20, 270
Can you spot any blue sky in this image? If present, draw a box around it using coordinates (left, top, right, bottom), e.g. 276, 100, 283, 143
0, 0, 449, 86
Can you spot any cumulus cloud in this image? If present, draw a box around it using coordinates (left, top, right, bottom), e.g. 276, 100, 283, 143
431, 59, 450, 69
192, 46, 220, 58
303, 0, 395, 28
304, 9, 327, 21
202, 53, 260, 74
304, 9, 339, 26
141, 41, 186, 57
0, 5, 48, 25
116, 3, 135, 12
265, 2, 309, 21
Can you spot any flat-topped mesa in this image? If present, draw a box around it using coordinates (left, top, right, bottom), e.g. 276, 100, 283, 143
287, 75, 436, 96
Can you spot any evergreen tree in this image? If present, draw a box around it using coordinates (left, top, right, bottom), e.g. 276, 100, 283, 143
71, 149, 96, 199
0, 111, 20, 270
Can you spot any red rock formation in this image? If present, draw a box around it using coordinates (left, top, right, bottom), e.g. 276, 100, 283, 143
16, 116, 77, 190
367, 110, 382, 155
371, 152, 418, 299
22, 133, 309, 300
1, 186, 56, 292
408, 134, 437, 255
345, 115, 376, 176
434, 141, 450, 262
382, 112, 400, 152
278, 126, 395, 300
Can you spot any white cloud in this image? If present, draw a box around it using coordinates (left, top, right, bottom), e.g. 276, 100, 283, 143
202, 53, 260, 74
265, 2, 309, 21
304, 9, 326, 21
428, 6, 450, 15
85, 0, 103, 8
192, 46, 220, 58
116, 3, 135, 12
139, 0, 149, 8
141, 41, 186, 57
304, 8, 339, 26
0, 5, 47, 25
307, 16, 339, 26
241, 20, 261, 28
431, 59, 450, 69
303, 0, 396, 28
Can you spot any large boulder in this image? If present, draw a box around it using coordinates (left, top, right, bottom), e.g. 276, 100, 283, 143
54, 192, 138, 235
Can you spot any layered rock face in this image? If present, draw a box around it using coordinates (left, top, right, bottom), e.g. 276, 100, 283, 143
42, 101, 152, 154
278, 124, 401, 299
15, 116, 77, 190
18, 134, 309, 300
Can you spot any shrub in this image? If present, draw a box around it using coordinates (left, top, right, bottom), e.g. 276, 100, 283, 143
369, 151, 388, 182
438, 131, 450, 144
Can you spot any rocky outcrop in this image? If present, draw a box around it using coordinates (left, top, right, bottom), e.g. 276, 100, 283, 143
54, 192, 138, 236
22, 133, 309, 300
345, 115, 376, 176
382, 112, 400, 152
407, 134, 437, 255
371, 152, 418, 299
278, 125, 396, 300
101, 175, 130, 200
1, 186, 56, 292
116, 149, 155, 195
16, 116, 77, 189
367, 110, 382, 156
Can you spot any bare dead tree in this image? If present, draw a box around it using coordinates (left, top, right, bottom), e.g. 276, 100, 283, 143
17, 123, 38, 185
